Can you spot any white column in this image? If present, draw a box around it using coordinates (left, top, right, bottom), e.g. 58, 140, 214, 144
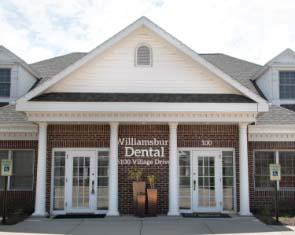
239, 123, 251, 216
33, 122, 47, 216
107, 122, 119, 216
168, 122, 180, 216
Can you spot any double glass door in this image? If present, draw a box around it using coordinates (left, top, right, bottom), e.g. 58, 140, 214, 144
192, 151, 222, 212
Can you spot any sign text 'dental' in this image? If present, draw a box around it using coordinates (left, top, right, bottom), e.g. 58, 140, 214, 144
118, 138, 169, 166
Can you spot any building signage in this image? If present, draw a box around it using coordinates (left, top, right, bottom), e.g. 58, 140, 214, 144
1, 159, 13, 176
118, 138, 169, 166
269, 164, 281, 181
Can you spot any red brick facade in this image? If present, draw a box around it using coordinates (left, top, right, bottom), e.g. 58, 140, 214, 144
177, 124, 240, 211
0, 140, 38, 216
248, 141, 295, 211
46, 124, 110, 212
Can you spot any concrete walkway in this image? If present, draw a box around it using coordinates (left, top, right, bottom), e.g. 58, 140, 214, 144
0, 216, 294, 235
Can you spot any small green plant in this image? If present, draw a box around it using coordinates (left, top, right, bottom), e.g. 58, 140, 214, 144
128, 167, 143, 181
147, 175, 157, 189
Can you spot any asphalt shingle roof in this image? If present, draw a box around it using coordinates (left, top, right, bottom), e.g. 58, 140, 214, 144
0, 105, 35, 126
256, 105, 295, 125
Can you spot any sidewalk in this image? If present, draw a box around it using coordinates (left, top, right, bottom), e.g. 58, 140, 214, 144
0, 215, 294, 235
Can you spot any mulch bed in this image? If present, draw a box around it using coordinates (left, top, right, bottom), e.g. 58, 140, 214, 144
254, 211, 295, 226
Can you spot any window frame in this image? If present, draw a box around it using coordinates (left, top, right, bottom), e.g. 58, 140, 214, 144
0, 149, 35, 191
254, 149, 295, 191
134, 43, 153, 67
279, 71, 295, 99
0, 68, 11, 98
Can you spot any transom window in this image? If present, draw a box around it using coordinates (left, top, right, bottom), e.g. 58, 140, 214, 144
254, 150, 295, 190
135, 44, 152, 66
0, 69, 11, 97
279, 71, 295, 99
0, 150, 35, 190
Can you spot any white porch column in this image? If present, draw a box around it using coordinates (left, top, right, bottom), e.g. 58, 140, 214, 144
107, 122, 119, 216
33, 122, 47, 216
239, 123, 251, 216
168, 122, 180, 216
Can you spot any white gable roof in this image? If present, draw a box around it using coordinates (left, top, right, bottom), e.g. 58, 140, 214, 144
17, 17, 268, 109
253, 48, 295, 80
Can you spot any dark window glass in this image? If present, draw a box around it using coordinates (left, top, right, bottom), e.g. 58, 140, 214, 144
10, 150, 34, 190
254, 151, 275, 189
279, 71, 295, 99
0, 151, 9, 190
0, 69, 11, 97
279, 151, 295, 188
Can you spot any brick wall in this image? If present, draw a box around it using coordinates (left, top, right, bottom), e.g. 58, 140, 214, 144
177, 124, 240, 210
0, 140, 38, 216
248, 141, 295, 211
46, 124, 110, 212
118, 125, 169, 214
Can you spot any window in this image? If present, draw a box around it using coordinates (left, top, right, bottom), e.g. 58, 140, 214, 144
222, 151, 235, 211
97, 150, 109, 210
178, 150, 191, 209
0, 69, 11, 97
279, 152, 295, 189
254, 150, 295, 190
53, 151, 66, 210
135, 45, 152, 66
0, 150, 34, 191
279, 71, 295, 99
254, 151, 275, 189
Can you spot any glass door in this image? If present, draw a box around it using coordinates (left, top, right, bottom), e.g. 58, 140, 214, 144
66, 150, 97, 213
192, 150, 222, 212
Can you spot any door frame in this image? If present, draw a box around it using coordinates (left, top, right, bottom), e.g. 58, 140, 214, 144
178, 147, 237, 214
50, 148, 109, 215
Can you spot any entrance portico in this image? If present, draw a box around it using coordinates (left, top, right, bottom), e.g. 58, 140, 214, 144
27, 110, 254, 216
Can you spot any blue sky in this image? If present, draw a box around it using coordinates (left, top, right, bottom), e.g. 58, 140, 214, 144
0, 0, 295, 64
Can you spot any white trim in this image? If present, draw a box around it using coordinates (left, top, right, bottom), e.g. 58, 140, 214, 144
16, 17, 268, 110
249, 125, 295, 141
24, 111, 258, 123
0, 124, 38, 140
17, 102, 266, 113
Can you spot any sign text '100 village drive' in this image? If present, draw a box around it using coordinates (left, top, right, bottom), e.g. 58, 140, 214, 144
118, 138, 169, 166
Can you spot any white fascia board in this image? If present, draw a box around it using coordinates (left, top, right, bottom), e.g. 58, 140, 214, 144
17, 101, 261, 113
249, 124, 295, 134
17, 17, 267, 108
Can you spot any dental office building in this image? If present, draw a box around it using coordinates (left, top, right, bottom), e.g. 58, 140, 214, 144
0, 17, 295, 217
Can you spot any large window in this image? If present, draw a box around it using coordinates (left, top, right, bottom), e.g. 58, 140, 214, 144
0, 150, 34, 190
279, 71, 295, 99
254, 150, 295, 190
0, 69, 11, 97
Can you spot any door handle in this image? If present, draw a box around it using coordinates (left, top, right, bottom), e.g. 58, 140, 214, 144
193, 180, 196, 191
91, 180, 95, 194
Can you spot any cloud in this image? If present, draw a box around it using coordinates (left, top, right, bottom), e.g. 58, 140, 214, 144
0, 0, 294, 64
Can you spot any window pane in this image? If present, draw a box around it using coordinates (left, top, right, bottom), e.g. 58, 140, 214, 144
97, 151, 109, 210
0, 151, 9, 190
178, 150, 191, 209
222, 151, 234, 211
53, 151, 65, 210
10, 150, 34, 190
0, 69, 11, 97
254, 151, 275, 189
279, 151, 295, 188
279, 71, 295, 99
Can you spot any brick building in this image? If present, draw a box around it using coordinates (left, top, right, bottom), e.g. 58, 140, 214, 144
0, 17, 295, 217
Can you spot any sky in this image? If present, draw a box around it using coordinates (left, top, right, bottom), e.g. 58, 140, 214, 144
0, 0, 295, 64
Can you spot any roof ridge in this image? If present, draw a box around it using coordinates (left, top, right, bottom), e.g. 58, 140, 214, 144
30, 52, 87, 65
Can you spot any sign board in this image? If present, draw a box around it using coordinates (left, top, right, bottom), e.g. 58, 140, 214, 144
269, 164, 281, 181
1, 159, 12, 176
